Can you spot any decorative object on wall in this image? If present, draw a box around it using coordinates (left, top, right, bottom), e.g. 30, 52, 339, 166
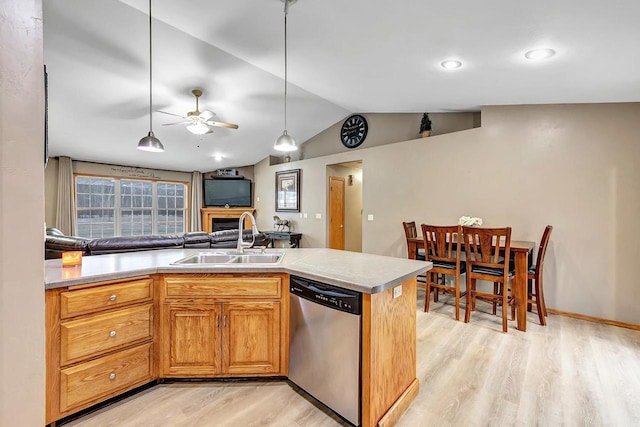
137, 0, 164, 153
274, 0, 298, 152
340, 114, 368, 148
158, 89, 239, 135
275, 169, 300, 212
419, 112, 432, 138
44, 65, 49, 166
273, 215, 292, 232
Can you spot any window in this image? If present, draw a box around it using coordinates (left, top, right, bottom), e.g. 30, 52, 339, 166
75, 176, 187, 238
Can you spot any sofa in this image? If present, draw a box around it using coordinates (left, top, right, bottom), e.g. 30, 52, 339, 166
45, 228, 270, 259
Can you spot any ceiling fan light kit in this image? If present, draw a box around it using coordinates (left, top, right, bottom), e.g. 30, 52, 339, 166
137, 0, 164, 153
186, 122, 211, 135
274, 0, 298, 152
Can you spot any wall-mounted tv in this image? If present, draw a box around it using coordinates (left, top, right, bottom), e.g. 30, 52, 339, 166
203, 179, 252, 207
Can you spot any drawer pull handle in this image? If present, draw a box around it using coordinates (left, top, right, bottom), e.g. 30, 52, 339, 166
109, 330, 117, 337
109, 294, 117, 301
109, 373, 116, 380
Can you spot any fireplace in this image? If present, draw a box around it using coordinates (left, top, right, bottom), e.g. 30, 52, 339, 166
201, 208, 256, 234
212, 218, 238, 232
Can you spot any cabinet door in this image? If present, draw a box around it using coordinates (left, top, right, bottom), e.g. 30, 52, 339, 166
162, 304, 221, 377
222, 301, 281, 375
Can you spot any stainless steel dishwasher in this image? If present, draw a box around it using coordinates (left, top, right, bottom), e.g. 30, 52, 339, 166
289, 275, 362, 426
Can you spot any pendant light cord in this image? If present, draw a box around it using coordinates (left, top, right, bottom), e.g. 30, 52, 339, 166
283, 1, 288, 131
148, 0, 153, 133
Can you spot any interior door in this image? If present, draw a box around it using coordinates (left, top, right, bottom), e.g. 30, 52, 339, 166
329, 176, 345, 249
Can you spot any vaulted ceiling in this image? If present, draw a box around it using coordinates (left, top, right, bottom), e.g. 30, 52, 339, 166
43, 0, 640, 172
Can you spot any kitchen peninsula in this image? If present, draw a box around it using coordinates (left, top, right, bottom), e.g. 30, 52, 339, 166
45, 248, 430, 427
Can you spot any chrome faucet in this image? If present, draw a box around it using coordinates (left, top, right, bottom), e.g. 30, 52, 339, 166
237, 211, 259, 253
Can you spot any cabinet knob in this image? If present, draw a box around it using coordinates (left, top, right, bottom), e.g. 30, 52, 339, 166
109, 330, 117, 337
109, 373, 116, 380
109, 294, 117, 301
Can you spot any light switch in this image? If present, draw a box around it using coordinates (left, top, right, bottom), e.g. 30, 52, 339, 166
256, 196, 260, 202
299, 213, 303, 218
315, 213, 322, 219
367, 214, 374, 221
303, 213, 308, 218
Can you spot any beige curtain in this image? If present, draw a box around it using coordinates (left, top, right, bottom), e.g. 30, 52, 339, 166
55, 156, 76, 235
190, 171, 203, 231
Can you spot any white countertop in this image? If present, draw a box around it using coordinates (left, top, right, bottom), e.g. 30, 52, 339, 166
44, 248, 431, 294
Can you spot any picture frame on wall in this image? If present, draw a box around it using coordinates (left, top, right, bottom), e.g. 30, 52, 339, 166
275, 169, 301, 212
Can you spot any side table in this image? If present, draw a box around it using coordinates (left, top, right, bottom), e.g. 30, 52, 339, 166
263, 231, 302, 248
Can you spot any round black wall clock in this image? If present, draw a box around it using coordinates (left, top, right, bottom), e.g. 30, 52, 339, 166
340, 114, 368, 149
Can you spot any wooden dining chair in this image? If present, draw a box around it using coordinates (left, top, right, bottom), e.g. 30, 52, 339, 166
462, 226, 514, 333
402, 221, 429, 290
421, 224, 466, 320
527, 225, 553, 325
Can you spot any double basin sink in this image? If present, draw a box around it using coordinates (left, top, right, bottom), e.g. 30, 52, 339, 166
172, 250, 284, 265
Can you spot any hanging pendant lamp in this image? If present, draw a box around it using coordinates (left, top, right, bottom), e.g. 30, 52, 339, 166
274, 0, 298, 152
137, 0, 164, 152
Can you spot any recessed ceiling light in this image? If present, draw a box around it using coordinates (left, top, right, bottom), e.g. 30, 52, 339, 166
440, 59, 462, 70
525, 48, 556, 60
214, 155, 223, 162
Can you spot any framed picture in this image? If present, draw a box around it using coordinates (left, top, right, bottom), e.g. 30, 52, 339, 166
275, 169, 301, 212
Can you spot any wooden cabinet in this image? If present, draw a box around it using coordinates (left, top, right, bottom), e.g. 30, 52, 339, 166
160, 274, 287, 378
46, 277, 156, 425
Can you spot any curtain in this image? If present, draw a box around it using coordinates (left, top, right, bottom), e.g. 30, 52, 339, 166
190, 171, 203, 231
55, 156, 76, 235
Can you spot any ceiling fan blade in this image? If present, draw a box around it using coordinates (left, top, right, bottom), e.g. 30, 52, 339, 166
200, 110, 215, 120
205, 120, 239, 130
157, 110, 187, 119
161, 121, 191, 126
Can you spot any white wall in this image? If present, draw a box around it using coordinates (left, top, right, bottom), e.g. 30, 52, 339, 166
255, 103, 640, 325
0, 1, 46, 425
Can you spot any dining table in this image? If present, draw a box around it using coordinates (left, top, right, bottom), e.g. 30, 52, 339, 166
407, 236, 536, 332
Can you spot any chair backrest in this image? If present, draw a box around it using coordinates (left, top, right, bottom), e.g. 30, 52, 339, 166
402, 221, 418, 239
402, 221, 418, 254
462, 226, 512, 275
421, 224, 462, 264
535, 225, 553, 275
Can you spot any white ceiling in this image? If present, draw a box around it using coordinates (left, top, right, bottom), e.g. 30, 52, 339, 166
43, 0, 640, 172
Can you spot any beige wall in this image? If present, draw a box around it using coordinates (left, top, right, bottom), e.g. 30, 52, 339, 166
300, 112, 478, 160
255, 103, 640, 325
0, 1, 46, 425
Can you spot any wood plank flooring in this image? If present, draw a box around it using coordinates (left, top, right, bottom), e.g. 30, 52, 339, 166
64, 290, 640, 426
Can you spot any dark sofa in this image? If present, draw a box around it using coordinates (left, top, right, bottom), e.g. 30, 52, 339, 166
45, 228, 269, 259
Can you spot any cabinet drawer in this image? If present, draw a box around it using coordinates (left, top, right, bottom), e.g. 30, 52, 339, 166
60, 343, 153, 412
165, 276, 282, 299
61, 278, 152, 319
61, 304, 153, 366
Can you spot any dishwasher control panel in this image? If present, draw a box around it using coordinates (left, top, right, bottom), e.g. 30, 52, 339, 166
290, 276, 361, 315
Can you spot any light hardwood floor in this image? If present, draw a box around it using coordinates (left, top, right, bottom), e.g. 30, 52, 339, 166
64, 290, 640, 426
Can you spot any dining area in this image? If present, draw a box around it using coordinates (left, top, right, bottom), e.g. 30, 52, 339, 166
403, 219, 552, 332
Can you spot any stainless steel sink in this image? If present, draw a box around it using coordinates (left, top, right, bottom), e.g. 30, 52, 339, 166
171, 251, 284, 265
230, 254, 283, 264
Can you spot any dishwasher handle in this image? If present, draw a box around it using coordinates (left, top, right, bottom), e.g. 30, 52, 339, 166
290, 276, 361, 315
306, 284, 356, 299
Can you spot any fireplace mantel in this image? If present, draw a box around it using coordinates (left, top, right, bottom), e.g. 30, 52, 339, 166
201, 207, 256, 233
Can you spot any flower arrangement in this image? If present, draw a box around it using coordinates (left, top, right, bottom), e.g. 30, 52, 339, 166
459, 216, 483, 226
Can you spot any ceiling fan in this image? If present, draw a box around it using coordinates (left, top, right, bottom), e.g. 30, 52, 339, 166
159, 89, 239, 135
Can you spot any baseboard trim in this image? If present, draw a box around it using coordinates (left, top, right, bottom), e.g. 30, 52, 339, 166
377, 378, 419, 427
547, 308, 640, 331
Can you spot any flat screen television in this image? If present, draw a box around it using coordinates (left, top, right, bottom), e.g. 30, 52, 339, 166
203, 179, 252, 207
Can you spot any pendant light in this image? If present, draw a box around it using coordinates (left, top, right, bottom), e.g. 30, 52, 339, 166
137, 0, 165, 152
274, 0, 298, 152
